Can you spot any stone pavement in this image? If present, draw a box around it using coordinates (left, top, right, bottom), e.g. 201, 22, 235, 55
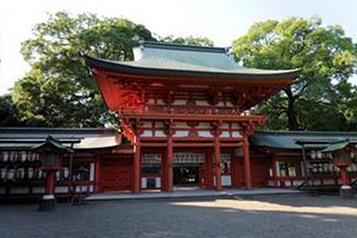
1, 194, 357, 238
85, 188, 304, 201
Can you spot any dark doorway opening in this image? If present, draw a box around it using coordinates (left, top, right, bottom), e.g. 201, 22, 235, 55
173, 166, 199, 187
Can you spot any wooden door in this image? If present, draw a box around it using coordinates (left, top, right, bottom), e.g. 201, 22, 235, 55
101, 158, 132, 191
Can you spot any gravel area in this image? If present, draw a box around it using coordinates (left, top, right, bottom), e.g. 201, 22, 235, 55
1, 194, 357, 238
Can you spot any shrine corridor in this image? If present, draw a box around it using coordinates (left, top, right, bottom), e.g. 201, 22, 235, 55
1, 194, 357, 238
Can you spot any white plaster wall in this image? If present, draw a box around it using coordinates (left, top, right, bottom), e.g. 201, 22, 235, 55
221, 122, 229, 128
156, 178, 161, 188
141, 178, 147, 188
142, 121, 152, 127
173, 130, 189, 137
232, 132, 242, 138
175, 122, 189, 128
142, 130, 153, 137
197, 122, 211, 129
141, 177, 161, 189
156, 99, 165, 105
155, 121, 164, 127
221, 131, 230, 138
147, 99, 155, 104
217, 101, 224, 106
231, 123, 240, 129
173, 99, 187, 105
196, 100, 210, 106
90, 163, 95, 182
226, 101, 234, 107
198, 130, 213, 138
155, 130, 166, 137
222, 175, 232, 186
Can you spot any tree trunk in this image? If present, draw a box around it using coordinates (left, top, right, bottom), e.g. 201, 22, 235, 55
284, 87, 300, 131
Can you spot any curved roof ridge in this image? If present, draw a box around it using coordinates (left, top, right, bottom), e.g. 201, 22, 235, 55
140, 41, 228, 54
84, 55, 299, 78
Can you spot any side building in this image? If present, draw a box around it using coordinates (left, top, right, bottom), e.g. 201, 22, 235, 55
1, 128, 357, 198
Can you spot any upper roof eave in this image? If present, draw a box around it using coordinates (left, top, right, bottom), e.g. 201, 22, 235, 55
84, 55, 300, 80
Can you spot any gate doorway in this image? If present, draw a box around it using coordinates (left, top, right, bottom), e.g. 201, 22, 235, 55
173, 166, 199, 187
172, 152, 206, 188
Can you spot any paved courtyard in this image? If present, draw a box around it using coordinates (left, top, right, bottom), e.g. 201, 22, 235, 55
1, 194, 357, 238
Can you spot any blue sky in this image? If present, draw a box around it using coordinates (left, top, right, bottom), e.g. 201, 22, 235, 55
0, 0, 356, 95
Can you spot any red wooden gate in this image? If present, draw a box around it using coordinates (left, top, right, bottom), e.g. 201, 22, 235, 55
101, 157, 133, 191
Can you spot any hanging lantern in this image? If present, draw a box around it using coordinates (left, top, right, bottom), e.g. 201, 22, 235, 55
20, 151, 27, 162
63, 167, 69, 179
327, 152, 333, 159
310, 150, 316, 159
1, 168, 7, 180
2, 151, 9, 162
28, 168, 34, 180
7, 168, 15, 181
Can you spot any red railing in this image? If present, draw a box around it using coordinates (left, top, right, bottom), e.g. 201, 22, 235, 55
127, 105, 243, 115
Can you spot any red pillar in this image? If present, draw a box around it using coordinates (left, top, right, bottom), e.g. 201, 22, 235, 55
243, 136, 252, 189
45, 170, 55, 195
164, 132, 173, 192
339, 165, 349, 186
94, 156, 101, 193
161, 151, 166, 191
214, 134, 222, 191
132, 136, 141, 193
207, 153, 214, 189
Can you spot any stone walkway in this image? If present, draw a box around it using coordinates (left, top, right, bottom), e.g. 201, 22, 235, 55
85, 188, 304, 201
2, 194, 357, 238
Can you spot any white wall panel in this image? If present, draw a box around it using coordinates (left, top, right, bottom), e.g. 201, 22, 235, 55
173, 130, 189, 137
198, 131, 213, 137
222, 175, 232, 186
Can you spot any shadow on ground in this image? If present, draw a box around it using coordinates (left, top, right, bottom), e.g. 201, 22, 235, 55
0, 194, 357, 238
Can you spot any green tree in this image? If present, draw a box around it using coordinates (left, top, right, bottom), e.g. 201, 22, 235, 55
159, 35, 214, 46
233, 17, 356, 131
13, 12, 155, 127
0, 94, 23, 126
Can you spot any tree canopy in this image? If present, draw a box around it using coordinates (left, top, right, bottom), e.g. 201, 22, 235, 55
158, 35, 214, 46
9, 12, 215, 128
4, 14, 357, 132
12, 12, 155, 127
232, 17, 357, 131
0, 94, 23, 127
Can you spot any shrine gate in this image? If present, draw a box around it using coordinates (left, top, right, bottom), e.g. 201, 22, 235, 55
85, 41, 298, 192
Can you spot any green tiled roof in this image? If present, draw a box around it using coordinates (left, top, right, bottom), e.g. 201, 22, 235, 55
320, 140, 351, 152
250, 131, 357, 150
0, 127, 119, 150
85, 41, 299, 78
